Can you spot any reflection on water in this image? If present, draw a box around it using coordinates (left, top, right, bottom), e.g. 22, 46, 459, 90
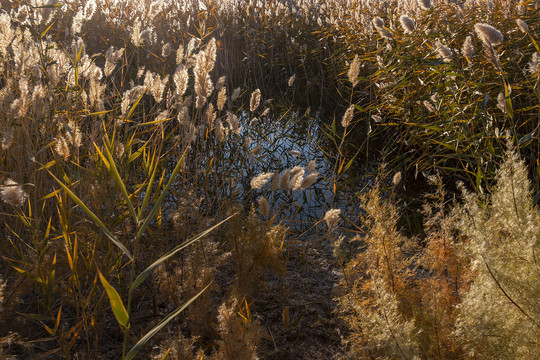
175, 109, 370, 239
235, 110, 336, 233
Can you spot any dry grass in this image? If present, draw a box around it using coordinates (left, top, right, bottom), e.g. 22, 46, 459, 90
0, 1, 539, 359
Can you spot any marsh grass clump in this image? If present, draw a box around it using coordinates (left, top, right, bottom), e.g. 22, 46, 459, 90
335, 180, 421, 359
336, 150, 539, 359
453, 149, 540, 358
226, 209, 286, 300
1, 0, 540, 358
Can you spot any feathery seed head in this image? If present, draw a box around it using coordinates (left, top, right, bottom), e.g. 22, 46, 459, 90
289, 150, 300, 157
217, 87, 227, 111
15, 6, 29, 24
307, 159, 317, 172
435, 41, 453, 62
377, 26, 394, 40
250, 89, 261, 112
393, 172, 402, 186
423, 100, 436, 112
300, 172, 319, 190
140, 28, 155, 45
83, 0, 97, 19
497, 92, 507, 113
1, 129, 14, 151
231, 87, 241, 101
462, 36, 474, 61
104, 46, 124, 77
205, 104, 216, 128
226, 112, 242, 135
288, 74, 296, 87
324, 209, 341, 230
474, 23, 504, 46
399, 15, 415, 34
173, 64, 189, 98
418, 0, 431, 10
194, 49, 214, 108
115, 141, 125, 159
216, 76, 226, 91
55, 135, 70, 159
215, 119, 226, 141
342, 105, 354, 128
271, 171, 280, 190
528, 53, 540, 75
348, 55, 360, 88
251, 172, 274, 190
177, 106, 189, 125
279, 169, 292, 190
1, 179, 28, 207
176, 44, 184, 64
258, 196, 270, 217
162, 43, 172, 58
516, 19, 529, 34
371, 115, 383, 123
131, 20, 141, 46
289, 168, 306, 190
372, 17, 384, 28
66, 121, 82, 148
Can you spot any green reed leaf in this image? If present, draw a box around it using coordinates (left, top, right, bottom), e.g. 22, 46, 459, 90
97, 269, 129, 328
131, 212, 237, 290
138, 152, 159, 219
125, 283, 211, 360
101, 143, 138, 224
41, 22, 55, 39
137, 146, 189, 238
48, 172, 133, 260
126, 88, 147, 120
503, 80, 514, 120
127, 139, 149, 164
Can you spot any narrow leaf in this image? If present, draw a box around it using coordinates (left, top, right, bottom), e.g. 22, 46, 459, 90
48, 172, 133, 259
137, 147, 189, 238
126, 88, 147, 120
97, 269, 129, 328
131, 213, 237, 290
102, 143, 138, 223
41, 22, 55, 39
125, 283, 211, 360
503, 80, 514, 119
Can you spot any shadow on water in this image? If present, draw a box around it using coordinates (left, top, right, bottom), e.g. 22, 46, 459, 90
217, 109, 375, 238
239, 110, 335, 231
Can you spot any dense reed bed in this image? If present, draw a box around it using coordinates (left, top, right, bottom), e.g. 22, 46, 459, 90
0, 0, 538, 359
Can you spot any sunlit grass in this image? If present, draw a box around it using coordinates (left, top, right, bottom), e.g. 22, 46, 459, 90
0, 0, 539, 358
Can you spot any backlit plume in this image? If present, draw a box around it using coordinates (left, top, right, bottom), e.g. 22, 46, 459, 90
250, 89, 261, 112
251, 172, 274, 190
475, 23, 504, 46
347, 55, 360, 88
1, 179, 28, 207
399, 15, 415, 34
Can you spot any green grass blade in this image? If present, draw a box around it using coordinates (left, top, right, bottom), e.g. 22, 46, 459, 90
97, 269, 129, 328
126, 88, 147, 120
41, 22, 55, 39
131, 213, 237, 290
138, 151, 159, 218
503, 80, 514, 120
101, 143, 138, 224
125, 283, 211, 360
137, 146, 189, 238
48, 172, 133, 260
127, 139, 149, 164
